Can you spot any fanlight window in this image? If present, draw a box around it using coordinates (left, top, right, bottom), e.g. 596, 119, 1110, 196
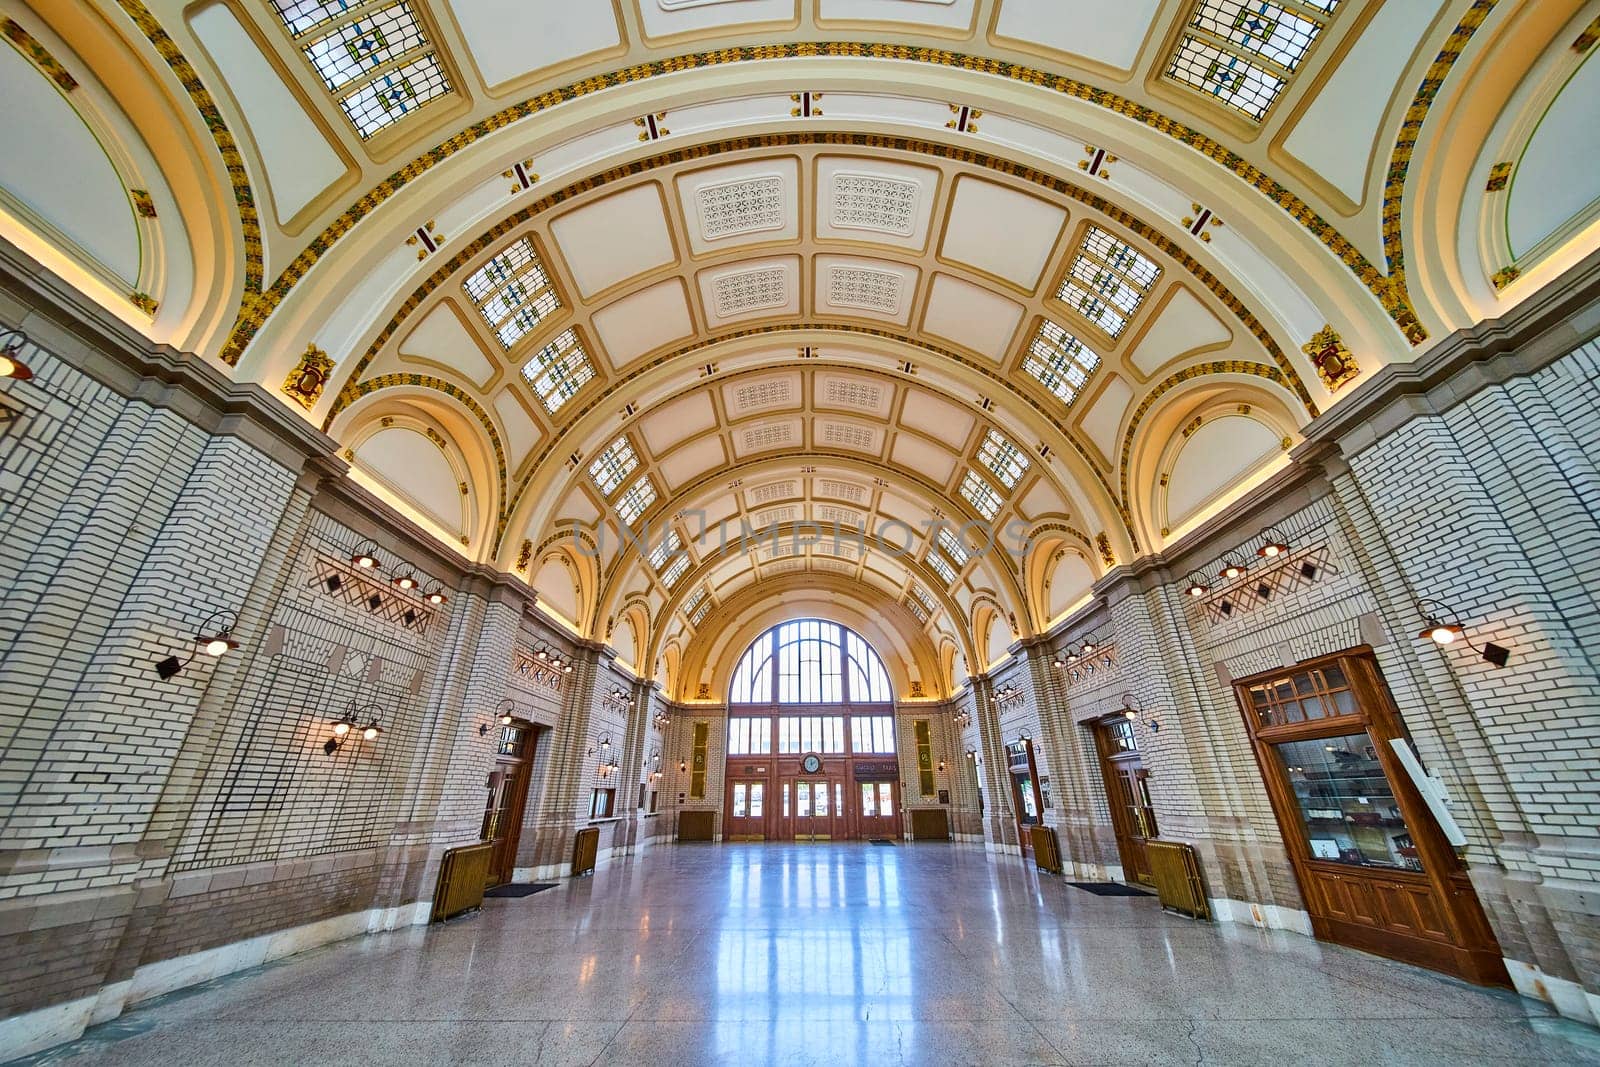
729, 620, 893, 704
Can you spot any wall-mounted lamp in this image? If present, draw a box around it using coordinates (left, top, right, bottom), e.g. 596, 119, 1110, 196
1255, 526, 1291, 559
1417, 599, 1511, 667
678, 759, 688, 774
1184, 571, 1210, 598
653, 706, 671, 730
535, 645, 573, 673
964, 747, 978, 761
350, 542, 380, 570
937, 758, 947, 773
480, 698, 517, 735
0, 329, 36, 381
154, 609, 241, 679
390, 571, 419, 592
589, 735, 618, 777
424, 587, 449, 606
649, 750, 662, 781
952, 706, 972, 729
1218, 556, 1248, 581
1121, 693, 1161, 733
992, 684, 1021, 706
325, 702, 385, 754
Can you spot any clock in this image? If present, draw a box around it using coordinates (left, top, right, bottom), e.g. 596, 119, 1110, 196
801, 754, 822, 774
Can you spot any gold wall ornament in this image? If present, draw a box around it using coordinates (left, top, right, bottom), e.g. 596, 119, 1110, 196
130, 190, 157, 218
909, 679, 925, 698
1301, 325, 1359, 393
1096, 533, 1116, 569
1485, 162, 1514, 192
515, 539, 533, 571
282, 344, 334, 409
129, 291, 158, 315
1574, 14, 1600, 51
695, 682, 712, 700
1491, 266, 1521, 290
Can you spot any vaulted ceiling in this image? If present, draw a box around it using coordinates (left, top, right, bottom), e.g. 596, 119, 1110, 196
5, 0, 1596, 698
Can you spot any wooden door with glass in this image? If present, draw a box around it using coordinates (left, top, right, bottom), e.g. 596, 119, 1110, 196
725, 778, 769, 840
1093, 716, 1158, 886
481, 721, 537, 888
783, 775, 846, 840
856, 779, 898, 839
1233, 649, 1507, 986
1006, 739, 1044, 854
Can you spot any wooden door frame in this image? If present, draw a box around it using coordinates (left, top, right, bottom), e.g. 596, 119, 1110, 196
484, 721, 538, 887
1005, 739, 1044, 853
1230, 647, 1507, 985
1091, 716, 1154, 885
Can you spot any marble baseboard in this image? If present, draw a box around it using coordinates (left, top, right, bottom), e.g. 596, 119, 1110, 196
1506, 957, 1600, 1027
0, 902, 432, 1062
1208, 896, 1315, 936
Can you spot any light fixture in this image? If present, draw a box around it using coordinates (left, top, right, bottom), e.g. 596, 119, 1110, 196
1256, 526, 1291, 559
424, 587, 448, 605
325, 702, 385, 755
938, 759, 947, 773
965, 747, 978, 761
1184, 572, 1210, 598
1121, 692, 1161, 733
391, 572, 418, 591
0, 328, 35, 381
155, 609, 241, 679
1416, 599, 1510, 667
480, 698, 518, 735
1081, 637, 1098, 654
350, 542, 380, 569
1218, 556, 1247, 581
679, 759, 688, 773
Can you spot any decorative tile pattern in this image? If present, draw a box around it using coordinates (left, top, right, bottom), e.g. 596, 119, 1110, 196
816, 478, 867, 504
3, 17, 77, 91
822, 378, 884, 410
741, 422, 795, 451
696, 174, 786, 239
1485, 162, 1513, 192
831, 172, 919, 236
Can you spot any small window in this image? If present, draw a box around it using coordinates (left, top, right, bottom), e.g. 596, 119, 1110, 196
648, 530, 682, 570
521, 329, 595, 414
689, 595, 713, 626
926, 552, 956, 585
659, 554, 690, 589
464, 239, 562, 351
589, 436, 639, 498
267, 1, 452, 139
1056, 227, 1161, 340
976, 429, 1030, 490
1023, 320, 1102, 408
682, 586, 707, 615
959, 470, 1002, 521
590, 787, 615, 818
938, 528, 970, 567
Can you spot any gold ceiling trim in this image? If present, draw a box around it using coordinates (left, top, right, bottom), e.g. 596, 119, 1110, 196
116, 0, 263, 314
205, 32, 1508, 365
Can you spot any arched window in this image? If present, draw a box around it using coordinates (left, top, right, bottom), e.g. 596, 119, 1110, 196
728, 620, 893, 704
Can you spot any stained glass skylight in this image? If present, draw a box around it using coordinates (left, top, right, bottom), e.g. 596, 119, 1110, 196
614, 476, 657, 526
938, 528, 970, 567
1023, 320, 1102, 409
660, 554, 690, 589
927, 552, 956, 585
589, 436, 639, 498
521, 329, 595, 414
1164, 0, 1341, 121
268, 1, 451, 138
648, 530, 682, 571
976, 429, 1030, 491
1057, 227, 1161, 340
959, 470, 1002, 521
464, 239, 562, 351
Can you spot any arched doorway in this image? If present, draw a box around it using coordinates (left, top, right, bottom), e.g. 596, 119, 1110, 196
722, 620, 900, 842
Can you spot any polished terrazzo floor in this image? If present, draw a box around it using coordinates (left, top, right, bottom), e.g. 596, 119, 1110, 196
26, 843, 1600, 1066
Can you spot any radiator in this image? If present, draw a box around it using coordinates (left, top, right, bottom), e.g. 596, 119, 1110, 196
678, 810, 715, 841
432, 842, 493, 922
1146, 840, 1210, 919
1030, 825, 1062, 874
910, 808, 950, 840
572, 827, 601, 876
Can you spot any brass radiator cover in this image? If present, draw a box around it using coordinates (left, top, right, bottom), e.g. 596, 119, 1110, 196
1146, 840, 1210, 919
432, 842, 493, 922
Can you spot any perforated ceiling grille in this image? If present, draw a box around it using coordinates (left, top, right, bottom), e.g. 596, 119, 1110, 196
1164, 0, 1340, 121
742, 423, 795, 451
831, 172, 919, 236
464, 238, 562, 350
818, 479, 868, 504
732, 378, 793, 411
756, 507, 798, 526
696, 175, 786, 239
1057, 227, 1161, 340
821, 422, 877, 451
821, 378, 884, 410
747, 481, 797, 504
815, 505, 863, 527
826, 266, 902, 314
713, 267, 789, 317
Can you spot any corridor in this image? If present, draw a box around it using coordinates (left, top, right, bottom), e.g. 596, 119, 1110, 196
25, 844, 1599, 1066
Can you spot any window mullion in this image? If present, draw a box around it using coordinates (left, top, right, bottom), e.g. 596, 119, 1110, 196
284, 0, 393, 41
1181, 26, 1296, 80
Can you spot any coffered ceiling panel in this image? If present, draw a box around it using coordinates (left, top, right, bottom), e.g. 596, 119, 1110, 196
491, 388, 543, 469
636, 0, 798, 41
698, 256, 802, 324
815, 255, 918, 325
640, 391, 718, 454
920, 273, 1026, 363
993, 0, 1163, 72
814, 372, 894, 418
816, 0, 976, 33
447, 0, 623, 90
890, 434, 958, 486
899, 390, 975, 443
939, 177, 1067, 291
676, 158, 800, 255
659, 435, 729, 491
723, 370, 803, 418
398, 302, 495, 389
549, 184, 677, 298
590, 279, 696, 370
1127, 286, 1234, 379
815, 156, 939, 250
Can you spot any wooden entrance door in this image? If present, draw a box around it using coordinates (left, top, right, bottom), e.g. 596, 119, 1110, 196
1006, 740, 1043, 854
857, 780, 898, 839
1233, 649, 1508, 986
784, 777, 845, 840
1094, 716, 1158, 885
724, 778, 769, 839
481, 722, 537, 887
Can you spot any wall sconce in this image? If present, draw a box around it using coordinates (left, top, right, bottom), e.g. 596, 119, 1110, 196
1255, 526, 1291, 559
937, 758, 947, 773
535, 645, 573, 673
991, 684, 1021, 706
325, 702, 385, 754
589, 735, 618, 777
679, 759, 688, 774
653, 706, 671, 730
649, 750, 662, 781
965, 747, 978, 761
1015, 731, 1031, 746
350, 541, 380, 570
1218, 556, 1248, 581
1417, 599, 1510, 667
154, 609, 241, 679
952, 706, 971, 729
424, 587, 448, 605
0, 328, 36, 380
480, 698, 517, 735
390, 571, 419, 592
1184, 571, 1210, 598
1121, 693, 1161, 733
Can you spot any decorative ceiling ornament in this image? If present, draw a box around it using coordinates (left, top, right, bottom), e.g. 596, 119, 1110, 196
1078, 145, 1115, 179
283, 344, 334, 409
516, 539, 533, 571
945, 103, 981, 134
1491, 266, 1521, 291
1096, 533, 1116, 569
2, 17, 77, 91
1484, 162, 1513, 192
129, 291, 158, 316
1181, 203, 1222, 242
130, 190, 158, 218
1301, 325, 1359, 393
405, 220, 445, 260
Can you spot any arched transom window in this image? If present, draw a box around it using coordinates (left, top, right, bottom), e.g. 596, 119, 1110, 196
728, 620, 893, 704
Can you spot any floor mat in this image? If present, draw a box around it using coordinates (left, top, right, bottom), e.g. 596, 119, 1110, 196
484, 883, 558, 898
1066, 882, 1152, 896
869, 839, 896, 846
